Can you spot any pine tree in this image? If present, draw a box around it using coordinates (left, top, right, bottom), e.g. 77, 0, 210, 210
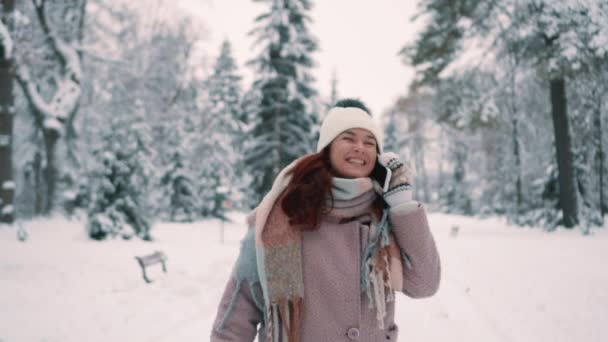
383, 109, 399, 153
206, 40, 243, 131
329, 68, 338, 108
438, 134, 473, 215
201, 40, 244, 209
87, 112, 152, 241
244, 0, 319, 204
160, 151, 199, 222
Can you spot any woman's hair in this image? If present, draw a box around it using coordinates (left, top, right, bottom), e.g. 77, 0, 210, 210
281, 147, 385, 231
281, 149, 334, 231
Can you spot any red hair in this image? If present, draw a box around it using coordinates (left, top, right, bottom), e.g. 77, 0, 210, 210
281, 150, 334, 231
281, 148, 385, 231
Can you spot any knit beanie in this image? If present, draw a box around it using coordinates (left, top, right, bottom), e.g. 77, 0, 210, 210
316, 106, 384, 153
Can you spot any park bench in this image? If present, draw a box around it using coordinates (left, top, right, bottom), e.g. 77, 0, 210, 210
134, 251, 167, 283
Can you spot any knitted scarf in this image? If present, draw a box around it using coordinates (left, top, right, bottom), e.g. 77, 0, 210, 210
220, 158, 404, 342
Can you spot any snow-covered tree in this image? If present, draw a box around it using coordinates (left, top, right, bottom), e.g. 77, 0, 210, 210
329, 69, 338, 107
205, 40, 243, 133
77, 1, 208, 223
87, 110, 153, 241
244, 0, 319, 204
159, 151, 199, 222
438, 132, 473, 216
382, 109, 399, 154
198, 39, 244, 213
384, 92, 435, 203
567, 62, 608, 227
402, 0, 608, 228
191, 101, 233, 220
11, 0, 86, 215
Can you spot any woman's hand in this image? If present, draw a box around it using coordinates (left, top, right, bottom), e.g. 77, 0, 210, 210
378, 152, 415, 207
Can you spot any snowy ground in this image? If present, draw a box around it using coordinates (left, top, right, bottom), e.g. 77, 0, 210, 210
1, 212, 607, 342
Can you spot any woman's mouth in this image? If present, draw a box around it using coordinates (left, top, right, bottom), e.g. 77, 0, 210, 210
347, 158, 365, 166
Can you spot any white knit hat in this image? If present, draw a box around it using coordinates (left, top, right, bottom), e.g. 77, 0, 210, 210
316, 106, 383, 153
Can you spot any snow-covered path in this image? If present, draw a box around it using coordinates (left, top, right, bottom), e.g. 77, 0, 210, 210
1, 213, 607, 342
400, 214, 608, 342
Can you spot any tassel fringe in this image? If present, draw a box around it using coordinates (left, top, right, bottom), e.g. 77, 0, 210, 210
267, 297, 302, 342
361, 208, 399, 329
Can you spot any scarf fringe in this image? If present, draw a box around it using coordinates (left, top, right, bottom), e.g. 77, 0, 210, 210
361, 208, 399, 330
366, 252, 397, 330
267, 297, 302, 342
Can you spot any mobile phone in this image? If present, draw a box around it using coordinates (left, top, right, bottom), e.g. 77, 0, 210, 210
370, 160, 392, 193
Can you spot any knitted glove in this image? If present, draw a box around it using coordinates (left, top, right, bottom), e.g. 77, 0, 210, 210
378, 152, 415, 208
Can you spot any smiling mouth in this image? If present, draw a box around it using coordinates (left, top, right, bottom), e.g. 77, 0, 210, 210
346, 158, 365, 166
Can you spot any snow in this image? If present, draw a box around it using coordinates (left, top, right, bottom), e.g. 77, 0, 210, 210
52, 36, 83, 81
1, 204, 13, 216
63, 190, 77, 201
1, 180, 15, 191
0, 21, 13, 59
17, 66, 65, 121
50, 78, 82, 121
43, 117, 63, 134
0, 134, 10, 147
1, 212, 607, 341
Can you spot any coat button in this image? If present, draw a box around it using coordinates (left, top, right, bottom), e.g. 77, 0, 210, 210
347, 327, 360, 340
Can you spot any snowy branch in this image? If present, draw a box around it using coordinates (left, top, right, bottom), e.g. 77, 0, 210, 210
15, 66, 59, 120
53, 35, 83, 81
32, 0, 83, 82
77, 45, 125, 65
9, 0, 84, 136
14, 64, 81, 136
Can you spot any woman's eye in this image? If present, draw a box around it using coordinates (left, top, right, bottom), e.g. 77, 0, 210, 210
343, 136, 353, 141
365, 141, 376, 146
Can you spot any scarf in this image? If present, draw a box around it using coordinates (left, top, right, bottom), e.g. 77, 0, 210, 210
219, 158, 404, 342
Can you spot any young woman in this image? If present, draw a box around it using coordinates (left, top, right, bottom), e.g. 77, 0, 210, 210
211, 99, 441, 342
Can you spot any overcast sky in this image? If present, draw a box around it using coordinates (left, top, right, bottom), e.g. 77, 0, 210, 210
177, 0, 424, 117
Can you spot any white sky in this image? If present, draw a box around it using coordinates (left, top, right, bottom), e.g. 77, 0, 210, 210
177, 0, 424, 117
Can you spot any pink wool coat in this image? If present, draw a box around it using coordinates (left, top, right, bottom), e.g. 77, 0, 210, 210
210, 198, 441, 342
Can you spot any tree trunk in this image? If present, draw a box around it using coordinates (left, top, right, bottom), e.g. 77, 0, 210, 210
509, 63, 523, 216
438, 127, 445, 195
413, 146, 421, 200
549, 77, 578, 227
512, 117, 523, 212
33, 151, 44, 214
412, 129, 430, 203
0, 0, 15, 223
43, 128, 59, 214
418, 135, 430, 203
453, 139, 471, 215
594, 90, 605, 218
13, 0, 86, 215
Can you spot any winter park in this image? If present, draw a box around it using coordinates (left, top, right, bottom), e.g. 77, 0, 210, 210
1, 0, 608, 342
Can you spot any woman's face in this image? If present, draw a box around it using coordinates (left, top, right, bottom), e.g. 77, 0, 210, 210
328, 128, 378, 178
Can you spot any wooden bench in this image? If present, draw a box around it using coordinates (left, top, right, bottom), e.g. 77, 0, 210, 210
135, 251, 167, 283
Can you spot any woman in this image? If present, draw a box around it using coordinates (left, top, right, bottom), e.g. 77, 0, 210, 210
211, 99, 441, 342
